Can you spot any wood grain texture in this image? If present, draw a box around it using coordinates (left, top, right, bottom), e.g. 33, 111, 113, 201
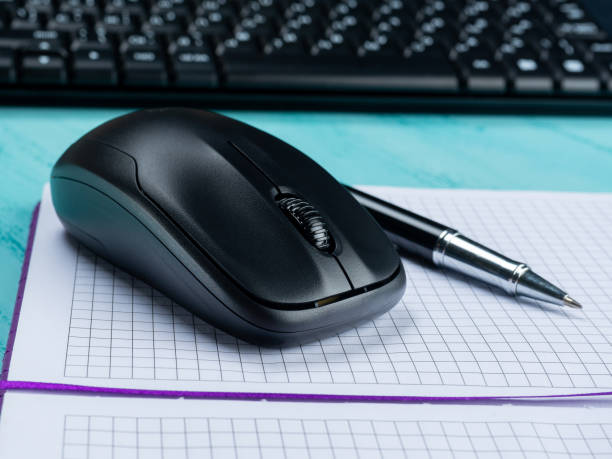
1, 107, 612, 354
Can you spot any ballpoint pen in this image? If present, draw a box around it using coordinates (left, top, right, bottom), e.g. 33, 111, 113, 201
346, 185, 582, 309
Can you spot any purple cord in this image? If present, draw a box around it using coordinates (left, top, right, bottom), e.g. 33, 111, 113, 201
1, 380, 611, 402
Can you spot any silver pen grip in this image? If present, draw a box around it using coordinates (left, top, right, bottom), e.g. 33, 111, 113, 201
432, 230, 529, 295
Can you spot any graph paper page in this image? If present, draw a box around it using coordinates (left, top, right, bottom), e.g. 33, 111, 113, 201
7, 185, 612, 397
1, 392, 612, 459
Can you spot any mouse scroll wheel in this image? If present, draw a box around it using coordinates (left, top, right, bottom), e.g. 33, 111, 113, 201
278, 196, 335, 253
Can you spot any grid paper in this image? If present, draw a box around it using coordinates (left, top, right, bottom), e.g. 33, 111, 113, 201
3, 393, 611, 459
61, 188, 612, 389
62, 414, 612, 459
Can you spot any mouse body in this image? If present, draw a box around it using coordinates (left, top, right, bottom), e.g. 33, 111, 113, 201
51, 108, 406, 345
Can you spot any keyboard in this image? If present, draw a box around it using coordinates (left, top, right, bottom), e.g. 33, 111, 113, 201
1, 0, 611, 110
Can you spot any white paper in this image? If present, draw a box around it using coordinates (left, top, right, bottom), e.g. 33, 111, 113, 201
7, 185, 612, 397
1, 392, 612, 459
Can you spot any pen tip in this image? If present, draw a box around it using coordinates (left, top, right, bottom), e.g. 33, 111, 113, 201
563, 295, 583, 309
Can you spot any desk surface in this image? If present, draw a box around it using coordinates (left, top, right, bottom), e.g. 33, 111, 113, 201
1, 108, 612, 354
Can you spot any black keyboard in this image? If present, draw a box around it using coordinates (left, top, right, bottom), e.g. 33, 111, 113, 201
1, 0, 611, 111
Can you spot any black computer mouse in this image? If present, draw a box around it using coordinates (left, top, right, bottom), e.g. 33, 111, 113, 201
50, 108, 406, 345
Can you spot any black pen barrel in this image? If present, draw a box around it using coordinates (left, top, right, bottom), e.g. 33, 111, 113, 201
345, 186, 581, 309
345, 186, 451, 262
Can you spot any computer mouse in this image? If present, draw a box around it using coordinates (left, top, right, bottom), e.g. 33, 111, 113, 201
50, 108, 406, 346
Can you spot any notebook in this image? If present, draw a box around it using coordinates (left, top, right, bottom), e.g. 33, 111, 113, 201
2, 392, 612, 458
4, 185, 612, 399
1, 184, 612, 458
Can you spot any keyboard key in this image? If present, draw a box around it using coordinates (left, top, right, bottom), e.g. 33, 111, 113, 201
512, 56, 554, 93
222, 55, 458, 92
356, 35, 401, 57
150, 0, 190, 16
506, 19, 551, 44
556, 21, 607, 41
589, 41, 612, 60
587, 42, 612, 90
72, 48, 117, 85
98, 13, 135, 34
542, 38, 584, 61
196, 0, 235, 16
71, 38, 112, 53
168, 34, 200, 49
105, 0, 145, 17
59, 0, 99, 17
280, 15, 322, 40
22, 37, 66, 55
500, 47, 554, 93
24, 0, 53, 15
0, 29, 64, 49
21, 52, 67, 84
0, 47, 16, 82
555, 57, 600, 93
0, 0, 18, 17
309, 29, 356, 56
142, 11, 185, 35
189, 13, 231, 36
10, 8, 43, 31
170, 48, 217, 87
122, 49, 167, 85
119, 33, 160, 53
47, 13, 87, 33
216, 32, 261, 56
458, 54, 506, 92
263, 33, 306, 55
71, 27, 110, 49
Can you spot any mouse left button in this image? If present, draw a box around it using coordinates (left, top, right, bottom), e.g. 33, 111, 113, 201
51, 138, 142, 203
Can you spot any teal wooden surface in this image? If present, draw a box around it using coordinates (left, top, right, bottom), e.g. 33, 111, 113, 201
1, 107, 612, 355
